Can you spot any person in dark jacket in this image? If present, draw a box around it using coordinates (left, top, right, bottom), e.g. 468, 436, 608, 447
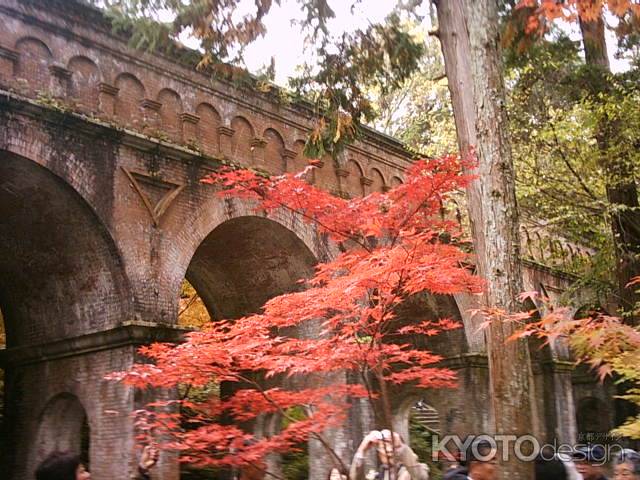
535, 454, 568, 480
572, 445, 609, 480
442, 465, 468, 480
35, 445, 158, 480
463, 440, 497, 480
35, 452, 89, 480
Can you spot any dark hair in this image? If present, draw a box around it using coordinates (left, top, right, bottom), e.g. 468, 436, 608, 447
572, 445, 606, 464
535, 455, 567, 480
35, 451, 82, 480
463, 439, 496, 466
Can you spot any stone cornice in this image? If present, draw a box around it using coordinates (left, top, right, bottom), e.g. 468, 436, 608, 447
0, 89, 222, 164
217, 125, 235, 137
281, 148, 297, 159
521, 258, 579, 281
0, 321, 188, 367
48, 64, 72, 79
0, 45, 19, 62
180, 112, 200, 124
140, 98, 162, 111
250, 137, 267, 148
438, 353, 489, 370
98, 82, 119, 95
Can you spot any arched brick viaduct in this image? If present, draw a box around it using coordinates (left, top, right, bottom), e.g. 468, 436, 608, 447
0, 0, 614, 478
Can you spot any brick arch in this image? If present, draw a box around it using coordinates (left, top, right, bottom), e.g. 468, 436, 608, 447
165, 198, 337, 322
313, 154, 339, 193
156, 88, 183, 141
195, 102, 221, 155
33, 393, 89, 468
262, 127, 286, 173
369, 167, 386, 193
0, 149, 132, 347
114, 72, 145, 127
14, 36, 53, 91
67, 55, 100, 112
230, 116, 255, 166
390, 175, 404, 187
345, 158, 365, 197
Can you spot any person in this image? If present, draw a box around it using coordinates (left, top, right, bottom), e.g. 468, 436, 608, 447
442, 464, 468, 480
463, 440, 497, 480
35, 445, 159, 480
328, 467, 348, 480
349, 429, 430, 480
535, 454, 568, 480
441, 447, 467, 480
613, 449, 640, 480
35, 452, 90, 480
572, 445, 609, 480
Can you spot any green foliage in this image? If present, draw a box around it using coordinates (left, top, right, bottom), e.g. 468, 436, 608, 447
368, 24, 457, 158
291, 12, 425, 159
281, 449, 309, 480
506, 33, 640, 289
409, 416, 443, 480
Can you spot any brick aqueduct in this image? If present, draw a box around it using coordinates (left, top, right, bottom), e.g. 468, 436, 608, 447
0, 0, 616, 478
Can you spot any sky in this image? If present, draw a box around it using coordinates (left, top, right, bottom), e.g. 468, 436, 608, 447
174, 0, 629, 85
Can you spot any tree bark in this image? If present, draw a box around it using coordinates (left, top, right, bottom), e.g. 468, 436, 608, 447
579, 13, 640, 325
435, 1, 535, 478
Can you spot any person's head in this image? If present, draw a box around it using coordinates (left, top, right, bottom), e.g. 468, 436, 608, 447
572, 446, 607, 480
613, 449, 640, 480
328, 467, 346, 480
376, 429, 403, 466
35, 451, 90, 480
535, 454, 568, 480
465, 440, 497, 480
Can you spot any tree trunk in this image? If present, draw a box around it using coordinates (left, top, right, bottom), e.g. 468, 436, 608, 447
435, 1, 534, 478
579, 13, 640, 325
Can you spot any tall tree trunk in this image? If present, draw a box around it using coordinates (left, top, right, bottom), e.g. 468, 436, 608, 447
435, 1, 534, 478
579, 13, 640, 325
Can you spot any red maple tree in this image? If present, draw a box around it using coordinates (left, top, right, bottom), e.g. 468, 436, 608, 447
516, 0, 640, 33
110, 154, 484, 474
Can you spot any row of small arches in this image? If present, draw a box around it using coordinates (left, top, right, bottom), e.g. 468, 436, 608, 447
1, 35, 404, 196
520, 227, 593, 268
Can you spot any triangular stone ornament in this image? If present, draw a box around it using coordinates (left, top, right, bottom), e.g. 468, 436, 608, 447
122, 167, 184, 226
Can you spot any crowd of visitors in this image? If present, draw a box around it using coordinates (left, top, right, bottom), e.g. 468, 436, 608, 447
33, 433, 640, 480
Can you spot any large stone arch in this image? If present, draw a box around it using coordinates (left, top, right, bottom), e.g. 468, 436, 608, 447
185, 214, 319, 320
0, 150, 131, 345
163, 197, 337, 323
168, 209, 327, 478
0, 150, 134, 479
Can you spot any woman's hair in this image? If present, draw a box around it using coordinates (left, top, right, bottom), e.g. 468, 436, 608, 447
614, 449, 640, 476
534, 455, 567, 480
35, 451, 82, 480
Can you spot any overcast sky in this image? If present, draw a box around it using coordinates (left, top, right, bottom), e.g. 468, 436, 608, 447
173, 0, 629, 85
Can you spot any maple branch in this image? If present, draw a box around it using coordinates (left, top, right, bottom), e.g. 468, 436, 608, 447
178, 291, 201, 317
234, 374, 350, 474
250, 184, 373, 253
549, 126, 599, 201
